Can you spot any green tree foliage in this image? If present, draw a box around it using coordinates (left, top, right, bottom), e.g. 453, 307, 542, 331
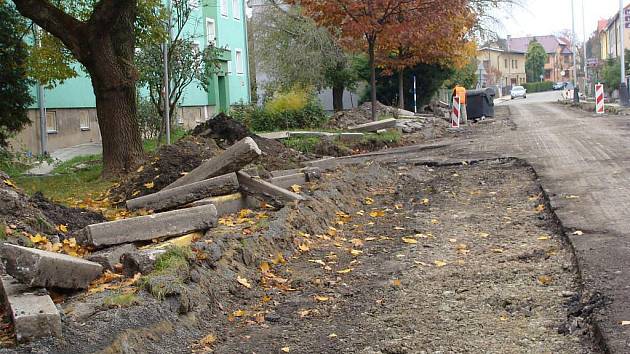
602, 58, 621, 94
525, 39, 547, 82
136, 0, 222, 141
443, 57, 479, 89
0, 2, 34, 147
361, 63, 453, 111
253, 4, 360, 110
23, 0, 167, 88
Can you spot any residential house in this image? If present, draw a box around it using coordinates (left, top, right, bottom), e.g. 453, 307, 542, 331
478, 35, 575, 89
477, 37, 527, 88
10, 0, 251, 156
601, 4, 630, 60
506, 35, 574, 83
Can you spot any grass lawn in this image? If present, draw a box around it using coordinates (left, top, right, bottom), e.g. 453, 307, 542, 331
13, 154, 113, 204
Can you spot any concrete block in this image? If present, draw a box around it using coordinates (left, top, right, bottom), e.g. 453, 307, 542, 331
126, 173, 239, 211
269, 168, 301, 178
0, 275, 61, 342
268, 173, 307, 190
120, 249, 166, 276
164, 137, 261, 190
337, 132, 364, 143
348, 118, 397, 132
189, 193, 261, 216
86, 244, 137, 271
0, 244, 103, 289
237, 172, 305, 207
287, 131, 335, 138
76, 204, 218, 248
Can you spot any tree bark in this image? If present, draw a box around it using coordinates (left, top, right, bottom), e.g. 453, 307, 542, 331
12, 0, 143, 176
368, 39, 377, 121
332, 84, 344, 112
398, 69, 405, 110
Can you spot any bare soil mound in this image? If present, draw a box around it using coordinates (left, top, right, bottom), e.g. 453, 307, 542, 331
109, 114, 308, 204
0, 171, 105, 241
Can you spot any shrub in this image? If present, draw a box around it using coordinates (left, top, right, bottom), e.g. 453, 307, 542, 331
231, 90, 327, 132
522, 81, 554, 93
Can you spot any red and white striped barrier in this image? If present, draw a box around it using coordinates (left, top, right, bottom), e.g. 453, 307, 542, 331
595, 83, 605, 114
451, 96, 460, 128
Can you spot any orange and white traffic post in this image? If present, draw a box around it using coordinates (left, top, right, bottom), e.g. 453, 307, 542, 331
595, 83, 605, 114
451, 96, 461, 128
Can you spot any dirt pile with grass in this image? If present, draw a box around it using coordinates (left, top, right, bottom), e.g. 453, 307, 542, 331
0, 171, 105, 244
109, 114, 309, 204
326, 101, 410, 130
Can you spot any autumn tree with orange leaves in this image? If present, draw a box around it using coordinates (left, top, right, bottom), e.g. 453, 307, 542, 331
378, 2, 475, 109
295, 0, 475, 119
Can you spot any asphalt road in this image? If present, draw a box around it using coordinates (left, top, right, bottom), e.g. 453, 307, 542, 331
472, 93, 630, 352
319, 91, 630, 351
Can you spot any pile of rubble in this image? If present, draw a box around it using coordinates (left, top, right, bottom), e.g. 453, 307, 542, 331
326, 101, 418, 130
109, 115, 309, 203
0, 137, 323, 343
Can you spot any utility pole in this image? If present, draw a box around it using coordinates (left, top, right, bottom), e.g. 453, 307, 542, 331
571, 0, 579, 102
163, 0, 172, 145
621, 0, 630, 106
35, 26, 47, 156
582, 0, 588, 95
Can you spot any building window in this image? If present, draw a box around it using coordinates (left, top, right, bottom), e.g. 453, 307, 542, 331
221, 0, 228, 17
46, 111, 57, 133
176, 113, 184, 125
514, 60, 517, 69
227, 60, 232, 74
80, 112, 90, 131
233, 0, 240, 20
504, 59, 508, 68
235, 49, 243, 74
206, 19, 216, 46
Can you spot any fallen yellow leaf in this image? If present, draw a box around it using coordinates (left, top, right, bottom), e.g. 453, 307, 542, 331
421, 198, 430, 205
336, 268, 353, 274
136, 165, 144, 173
298, 243, 310, 252
401, 237, 418, 244
391, 279, 401, 287
3, 179, 17, 188
431, 219, 440, 224
281, 347, 290, 353
535, 204, 545, 213
56, 224, 68, 233
144, 181, 155, 189
350, 249, 363, 257
232, 309, 247, 317
537, 275, 553, 286
236, 275, 252, 289
369, 210, 385, 218
314, 295, 329, 302
131, 190, 141, 197
537, 235, 550, 240
364, 197, 374, 205
434, 260, 447, 267
260, 262, 270, 273
290, 184, 302, 193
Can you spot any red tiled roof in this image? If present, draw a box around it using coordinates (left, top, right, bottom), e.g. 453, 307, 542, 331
598, 19, 609, 32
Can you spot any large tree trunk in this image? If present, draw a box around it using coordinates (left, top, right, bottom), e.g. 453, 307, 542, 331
92, 79, 143, 176
398, 69, 405, 110
12, 0, 143, 177
368, 39, 377, 121
332, 84, 344, 112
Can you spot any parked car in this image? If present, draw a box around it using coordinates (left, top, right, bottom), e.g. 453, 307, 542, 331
553, 82, 567, 90
510, 86, 527, 99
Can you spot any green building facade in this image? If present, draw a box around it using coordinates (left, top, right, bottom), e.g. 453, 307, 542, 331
13, 0, 250, 155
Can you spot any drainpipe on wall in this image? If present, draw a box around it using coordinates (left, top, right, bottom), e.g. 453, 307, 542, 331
37, 84, 47, 156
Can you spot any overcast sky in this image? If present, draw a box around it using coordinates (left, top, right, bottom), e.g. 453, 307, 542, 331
492, 0, 622, 41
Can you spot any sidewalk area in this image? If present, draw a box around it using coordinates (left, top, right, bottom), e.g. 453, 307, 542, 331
27, 142, 103, 175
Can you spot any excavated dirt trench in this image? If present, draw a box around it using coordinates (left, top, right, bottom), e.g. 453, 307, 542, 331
3, 157, 601, 354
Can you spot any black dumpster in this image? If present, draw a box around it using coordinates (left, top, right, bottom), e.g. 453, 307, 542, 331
465, 88, 495, 120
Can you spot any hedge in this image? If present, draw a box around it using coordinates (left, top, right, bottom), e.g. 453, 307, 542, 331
522, 81, 554, 93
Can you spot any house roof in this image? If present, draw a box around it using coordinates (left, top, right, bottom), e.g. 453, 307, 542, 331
598, 19, 609, 33
507, 35, 572, 55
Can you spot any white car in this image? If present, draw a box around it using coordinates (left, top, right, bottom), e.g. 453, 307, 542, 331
510, 86, 527, 99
